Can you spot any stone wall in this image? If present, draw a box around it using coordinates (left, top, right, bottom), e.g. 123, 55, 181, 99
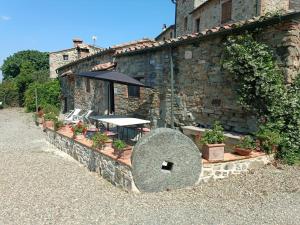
257, 19, 300, 83
155, 26, 175, 42
60, 75, 75, 113
260, 0, 289, 14
58, 15, 300, 133
74, 77, 109, 114
290, 0, 300, 10
200, 154, 274, 183
178, 0, 293, 35
191, 0, 292, 33
192, 0, 221, 33
50, 45, 100, 79
45, 128, 273, 192
50, 49, 79, 79
176, 0, 196, 37
46, 129, 134, 192
114, 19, 300, 132
59, 52, 114, 113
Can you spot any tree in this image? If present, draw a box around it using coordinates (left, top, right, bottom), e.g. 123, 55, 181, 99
0, 79, 18, 106
0, 50, 49, 80
24, 79, 61, 112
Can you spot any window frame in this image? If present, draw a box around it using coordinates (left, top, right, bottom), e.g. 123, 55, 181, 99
127, 77, 142, 98
221, 0, 232, 24
195, 18, 201, 32
184, 16, 188, 32
63, 54, 69, 61
85, 77, 91, 93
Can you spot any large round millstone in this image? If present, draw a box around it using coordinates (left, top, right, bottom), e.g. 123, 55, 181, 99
131, 128, 202, 192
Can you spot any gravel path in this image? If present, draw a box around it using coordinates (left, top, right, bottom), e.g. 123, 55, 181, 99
0, 108, 299, 225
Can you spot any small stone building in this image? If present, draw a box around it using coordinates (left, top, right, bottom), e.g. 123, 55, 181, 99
155, 25, 175, 41
176, 0, 300, 36
57, 12, 300, 134
49, 39, 101, 79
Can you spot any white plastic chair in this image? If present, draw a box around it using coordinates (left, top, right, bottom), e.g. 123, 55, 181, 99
64, 109, 82, 123
72, 110, 93, 124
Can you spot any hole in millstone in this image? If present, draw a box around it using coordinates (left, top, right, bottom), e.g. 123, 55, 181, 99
161, 161, 174, 173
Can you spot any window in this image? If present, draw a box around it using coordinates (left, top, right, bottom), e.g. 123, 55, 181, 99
63, 55, 69, 61
128, 85, 140, 98
170, 32, 173, 39
85, 78, 90, 93
221, 0, 232, 24
195, 18, 200, 32
128, 78, 142, 98
184, 16, 188, 32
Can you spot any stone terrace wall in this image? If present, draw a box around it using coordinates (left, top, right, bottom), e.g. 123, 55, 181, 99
46, 129, 134, 192
116, 19, 300, 133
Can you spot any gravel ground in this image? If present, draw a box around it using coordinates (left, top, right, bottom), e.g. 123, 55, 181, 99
0, 108, 299, 225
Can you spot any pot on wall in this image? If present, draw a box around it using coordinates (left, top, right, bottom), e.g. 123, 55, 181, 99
234, 147, 253, 156
202, 143, 225, 161
45, 120, 54, 129
104, 139, 113, 149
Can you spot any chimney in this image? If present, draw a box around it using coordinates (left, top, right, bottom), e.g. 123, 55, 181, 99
73, 38, 83, 47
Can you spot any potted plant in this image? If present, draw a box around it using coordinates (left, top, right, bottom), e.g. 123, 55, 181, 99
112, 139, 127, 158
256, 127, 281, 154
200, 122, 225, 161
44, 112, 57, 128
71, 121, 87, 139
92, 132, 111, 150
54, 120, 64, 132
235, 135, 256, 156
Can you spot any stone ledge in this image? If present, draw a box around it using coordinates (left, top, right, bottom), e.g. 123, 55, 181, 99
199, 154, 273, 183
45, 128, 134, 192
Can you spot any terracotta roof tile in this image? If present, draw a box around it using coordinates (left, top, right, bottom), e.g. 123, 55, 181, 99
91, 62, 116, 71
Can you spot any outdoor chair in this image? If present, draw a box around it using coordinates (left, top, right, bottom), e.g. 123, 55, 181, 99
71, 110, 94, 124
64, 108, 82, 124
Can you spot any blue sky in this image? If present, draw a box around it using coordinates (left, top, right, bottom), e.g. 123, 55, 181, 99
0, 0, 175, 80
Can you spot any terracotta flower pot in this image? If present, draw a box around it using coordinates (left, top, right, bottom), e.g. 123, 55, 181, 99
104, 139, 113, 148
235, 147, 253, 156
45, 120, 54, 128
202, 143, 225, 161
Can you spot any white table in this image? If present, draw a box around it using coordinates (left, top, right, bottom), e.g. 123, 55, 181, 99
98, 118, 150, 127
90, 116, 150, 140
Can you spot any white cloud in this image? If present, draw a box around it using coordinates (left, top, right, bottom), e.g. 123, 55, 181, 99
0, 16, 11, 21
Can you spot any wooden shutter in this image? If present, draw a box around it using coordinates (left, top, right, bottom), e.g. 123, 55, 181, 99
221, 0, 232, 24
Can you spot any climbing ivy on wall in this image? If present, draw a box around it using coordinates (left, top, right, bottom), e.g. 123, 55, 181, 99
223, 34, 300, 165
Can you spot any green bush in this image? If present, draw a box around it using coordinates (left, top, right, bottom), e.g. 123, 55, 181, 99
0, 79, 19, 107
24, 79, 61, 112
113, 139, 127, 150
237, 136, 256, 149
54, 120, 64, 131
92, 132, 109, 149
200, 122, 225, 145
256, 126, 281, 154
223, 34, 300, 164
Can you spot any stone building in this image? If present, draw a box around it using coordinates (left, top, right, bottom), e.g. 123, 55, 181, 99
57, 39, 155, 113
49, 39, 101, 78
176, 0, 300, 36
155, 25, 175, 41
57, 12, 300, 133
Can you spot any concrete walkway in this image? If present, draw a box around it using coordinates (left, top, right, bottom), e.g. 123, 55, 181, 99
0, 108, 299, 225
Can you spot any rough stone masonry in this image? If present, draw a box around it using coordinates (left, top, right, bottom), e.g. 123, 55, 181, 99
58, 12, 300, 134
